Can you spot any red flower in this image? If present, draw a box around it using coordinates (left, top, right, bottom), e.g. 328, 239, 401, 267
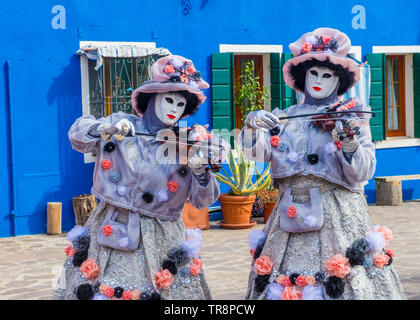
155, 269, 174, 289
281, 276, 292, 287
122, 290, 132, 300
188, 65, 196, 74
101, 159, 112, 170
345, 100, 356, 110
64, 245, 72, 255
281, 286, 301, 300
180, 74, 189, 83
250, 249, 255, 257
167, 180, 179, 192
374, 254, 390, 268
385, 248, 395, 258
102, 285, 114, 298
301, 42, 313, 53
253, 256, 273, 275
102, 225, 113, 237
322, 36, 331, 45
80, 258, 100, 280
193, 258, 203, 268
270, 136, 281, 147
334, 141, 342, 150
295, 275, 307, 287
164, 64, 176, 74
287, 206, 297, 219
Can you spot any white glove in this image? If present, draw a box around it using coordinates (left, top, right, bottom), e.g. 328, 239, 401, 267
113, 119, 136, 137
245, 110, 280, 129
332, 122, 359, 153
188, 149, 208, 175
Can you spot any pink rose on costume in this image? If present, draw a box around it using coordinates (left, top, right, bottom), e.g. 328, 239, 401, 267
270, 136, 281, 147
385, 248, 395, 258
180, 74, 189, 83
188, 66, 196, 74
281, 276, 292, 287
375, 226, 393, 246
193, 258, 203, 268
154, 269, 174, 290
281, 286, 302, 300
80, 258, 100, 280
64, 245, 75, 257
287, 206, 297, 219
167, 180, 179, 192
322, 36, 331, 45
301, 42, 313, 53
306, 275, 316, 286
275, 274, 285, 285
374, 254, 390, 268
295, 275, 307, 287
102, 225, 113, 237
164, 64, 176, 74
190, 262, 202, 276
100, 285, 114, 298
122, 290, 132, 300
131, 289, 141, 300
324, 254, 351, 278
334, 141, 342, 150
254, 256, 274, 275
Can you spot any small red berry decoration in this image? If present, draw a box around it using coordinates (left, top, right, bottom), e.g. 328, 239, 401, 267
167, 180, 179, 192
270, 136, 281, 147
287, 206, 297, 219
102, 225, 113, 236
101, 159, 112, 170
334, 141, 342, 150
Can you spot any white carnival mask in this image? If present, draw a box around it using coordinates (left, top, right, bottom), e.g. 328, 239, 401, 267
305, 66, 339, 99
154, 92, 187, 126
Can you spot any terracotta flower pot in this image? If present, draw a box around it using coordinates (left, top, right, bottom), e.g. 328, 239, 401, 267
263, 202, 276, 223
219, 193, 256, 229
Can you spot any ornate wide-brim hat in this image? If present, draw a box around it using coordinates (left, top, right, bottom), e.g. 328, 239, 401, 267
131, 55, 209, 116
283, 27, 360, 94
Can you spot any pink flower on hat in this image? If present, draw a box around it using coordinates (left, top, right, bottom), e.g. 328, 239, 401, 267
164, 64, 176, 74
322, 36, 331, 45
301, 42, 312, 53
188, 65, 196, 74
180, 74, 189, 84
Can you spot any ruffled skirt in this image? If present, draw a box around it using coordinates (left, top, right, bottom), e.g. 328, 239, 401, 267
246, 174, 405, 300
52, 201, 212, 300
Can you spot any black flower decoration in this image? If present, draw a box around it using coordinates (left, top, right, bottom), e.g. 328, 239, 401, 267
385, 252, 393, 266
76, 283, 94, 300
253, 238, 266, 260
289, 273, 300, 285
162, 259, 178, 275
307, 154, 319, 165
169, 75, 181, 82
324, 276, 345, 299
192, 71, 202, 79
254, 275, 270, 294
269, 126, 280, 136
353, 238, 370, 254
345, 246, 366, 267
73, 234, 90, 252
103, 142, 116, 153
93, 282, 101, 293
114, 286, 124, 298
315, 271, 325, 283
177, 166, 189, 177
142, 192, 154, 203
72, 250, 88, 267
141, 291, 162, 300
167, 247, 190, 266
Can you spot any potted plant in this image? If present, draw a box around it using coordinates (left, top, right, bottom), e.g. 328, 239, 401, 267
215, 144, 271, 229
255, 174, 279, 223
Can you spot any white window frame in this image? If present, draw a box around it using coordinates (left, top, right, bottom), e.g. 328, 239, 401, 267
372, 46, 420, 149
79, 41, 157, 162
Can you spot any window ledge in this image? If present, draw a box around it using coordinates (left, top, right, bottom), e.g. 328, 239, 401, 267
375, 137, 420, 149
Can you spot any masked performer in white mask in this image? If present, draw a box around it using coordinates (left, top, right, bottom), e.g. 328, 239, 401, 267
53, 55, 227, 300
239, 28, 405, 300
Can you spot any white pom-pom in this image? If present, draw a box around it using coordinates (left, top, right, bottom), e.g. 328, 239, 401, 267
185, 228, 203, 243
365, 231, 386, 252
286, 152, 299, 163
304, 215, 318, 228
157, 189, 168, 202
92, 294, 108, 300
118, 237, 129, 248
302, 285, 325, 300
266, 282, 284, 300
248, 230, 266, 250
182, 238, 201, 258
66, 225, 86, 243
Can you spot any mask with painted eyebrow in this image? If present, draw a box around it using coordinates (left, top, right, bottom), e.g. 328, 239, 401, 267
155, 92, 187, 126
305, 66, 339, 99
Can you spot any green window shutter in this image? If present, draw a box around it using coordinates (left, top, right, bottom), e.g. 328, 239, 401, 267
211, 53, 234, 145
281, 53, 297, 109
414, 53, 420, 138
366, 53, 386, 141
270, 53, 283, 110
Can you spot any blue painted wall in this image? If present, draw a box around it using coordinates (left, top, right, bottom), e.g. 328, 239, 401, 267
1, 0, 420, 237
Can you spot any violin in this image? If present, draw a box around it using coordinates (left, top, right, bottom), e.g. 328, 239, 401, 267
103, 123, 229, 172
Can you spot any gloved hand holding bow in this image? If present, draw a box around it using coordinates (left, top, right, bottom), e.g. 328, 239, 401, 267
245, 110, 280, 129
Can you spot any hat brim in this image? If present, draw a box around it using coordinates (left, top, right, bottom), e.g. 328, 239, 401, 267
283, 51, 360, 94
131, 81, 207, 116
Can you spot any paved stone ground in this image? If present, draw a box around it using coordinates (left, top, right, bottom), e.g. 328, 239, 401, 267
0, 201, 419, 300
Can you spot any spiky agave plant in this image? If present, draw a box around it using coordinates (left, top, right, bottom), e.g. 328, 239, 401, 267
215, 142, 271, 196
